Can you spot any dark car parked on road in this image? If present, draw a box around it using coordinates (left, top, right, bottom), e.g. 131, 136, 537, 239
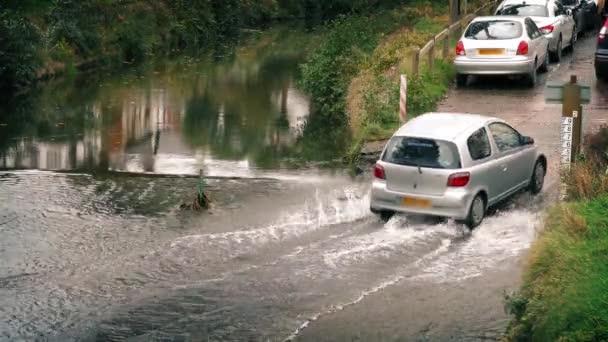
562, 0, 599, 32
596, 17, 608, 80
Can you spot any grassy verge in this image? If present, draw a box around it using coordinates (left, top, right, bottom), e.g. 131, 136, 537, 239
298, 0, 460, 165
505, 128, 608, 341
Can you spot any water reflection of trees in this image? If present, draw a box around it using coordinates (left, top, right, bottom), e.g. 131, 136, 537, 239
0, 27, 344, 173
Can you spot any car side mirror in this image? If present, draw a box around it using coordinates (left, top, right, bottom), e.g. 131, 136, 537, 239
521, 136, 535, 145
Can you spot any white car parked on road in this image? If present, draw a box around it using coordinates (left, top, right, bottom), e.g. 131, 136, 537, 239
370, 113, 547, 228
496, 0, 577, 62
454, 16, 550, 87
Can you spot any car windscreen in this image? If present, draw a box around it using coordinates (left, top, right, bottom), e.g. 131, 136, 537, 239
560, 0, 577, 5
497, 4, 549, 16
382, 137, 461, 169
465, 20, 523, 40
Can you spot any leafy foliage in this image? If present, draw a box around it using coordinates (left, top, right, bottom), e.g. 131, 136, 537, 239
0, 10, 41, 89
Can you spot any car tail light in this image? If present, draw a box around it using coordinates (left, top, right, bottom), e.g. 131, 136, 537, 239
374, 164, 385, 180
456, 41, 465, 56
539, 24, 554, 35
600, 20, 608, 43
516, 41, 529, 55
447, 172, 470, 187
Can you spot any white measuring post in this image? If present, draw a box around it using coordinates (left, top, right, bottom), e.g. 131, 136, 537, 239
399, 74, 408, 123
560, 116, 574, 200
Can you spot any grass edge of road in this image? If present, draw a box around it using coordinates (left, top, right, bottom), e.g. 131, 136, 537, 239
504, 128, 608, 341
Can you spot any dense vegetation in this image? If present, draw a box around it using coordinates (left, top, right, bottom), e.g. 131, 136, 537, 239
298, 0, 464, 163
0, 0, 410, 91
505, 128, 608, 341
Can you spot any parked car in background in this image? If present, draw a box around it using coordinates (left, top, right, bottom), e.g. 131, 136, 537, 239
496, 0, 576, 62
454, 16, 549, 87
596, 16, 608, 80
370, 113, 547, 228
561, 0, 599, 32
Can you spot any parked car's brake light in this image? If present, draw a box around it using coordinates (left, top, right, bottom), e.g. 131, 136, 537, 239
447, 172, 470, 187
516, 41, 529, 55
374, 164, 386, 180
456, 41, 465, 56
539, 24, 554, 35
599, 21, 608, 43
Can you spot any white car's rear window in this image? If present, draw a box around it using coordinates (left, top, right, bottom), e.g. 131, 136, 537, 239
382, 137, 461, 169
497, 4, 549, 17
465, 20, 523, 40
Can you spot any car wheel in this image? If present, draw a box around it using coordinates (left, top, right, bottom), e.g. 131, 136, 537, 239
539, 52, 549, 73
379, 210, 394, 222
569, 26, 577, 51
529, 159, 545, 194
456, 74, 468, 87
465, 193, 486, 229
526, 62, 538, 87
550, 37, 562, 62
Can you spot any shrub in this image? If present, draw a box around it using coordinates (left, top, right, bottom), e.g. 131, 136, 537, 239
0, 10, 41, 90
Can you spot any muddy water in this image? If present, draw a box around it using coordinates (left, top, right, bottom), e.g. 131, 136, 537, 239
0, 170, 544, 341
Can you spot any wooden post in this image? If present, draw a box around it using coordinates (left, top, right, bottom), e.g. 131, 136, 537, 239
559, 75, 583, 200
412, 49, 420, 77
443, 27, 450, 59
399, 75, 408, 123
428, 40, 435, 69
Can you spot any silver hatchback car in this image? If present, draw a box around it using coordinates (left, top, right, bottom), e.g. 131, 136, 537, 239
454, 16, 550, 87
369, 113, 547, 228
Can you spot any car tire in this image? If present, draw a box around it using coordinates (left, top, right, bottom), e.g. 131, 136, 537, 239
529, 159, 546, 194
539, 52, 549, 73
550, 37, 562, 62
456, 74, 468, 87
569, 26, 577, 51
379, 210, 394, 222
526, 62, 538, 87
465, 193, 486, 229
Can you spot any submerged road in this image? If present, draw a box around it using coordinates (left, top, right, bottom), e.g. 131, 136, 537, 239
1, 34, 607, 341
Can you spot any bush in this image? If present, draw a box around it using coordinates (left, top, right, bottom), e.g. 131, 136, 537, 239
0, 10, 41, 90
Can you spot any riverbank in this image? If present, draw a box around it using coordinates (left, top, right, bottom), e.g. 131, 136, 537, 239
0, 0, 411, 92
297, 0, 494, 167
505, 128, 608, 341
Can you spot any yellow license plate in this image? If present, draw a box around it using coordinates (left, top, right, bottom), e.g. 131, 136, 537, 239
402, 197, 431, 208
478, 48, 505, 55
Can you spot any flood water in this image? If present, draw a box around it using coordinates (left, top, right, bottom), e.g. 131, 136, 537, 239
0, 27, 344, 177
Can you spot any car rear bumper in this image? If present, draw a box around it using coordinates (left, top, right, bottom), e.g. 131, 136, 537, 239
454, 57, 535, 75
369, 180, 472, 220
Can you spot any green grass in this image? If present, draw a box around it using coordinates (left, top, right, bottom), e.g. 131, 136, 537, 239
505, 194, 608, 342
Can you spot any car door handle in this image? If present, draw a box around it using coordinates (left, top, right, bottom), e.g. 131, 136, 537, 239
501, 164, 508, 172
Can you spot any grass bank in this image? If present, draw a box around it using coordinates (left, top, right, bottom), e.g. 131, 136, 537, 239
505, 128, 608, 341
0, 0, 408, 92
298, 0, 466, 165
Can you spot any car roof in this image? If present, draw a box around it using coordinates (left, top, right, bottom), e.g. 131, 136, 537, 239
395, 112, 501, 141
499, 0, 551, 6
471, 15, 530, 23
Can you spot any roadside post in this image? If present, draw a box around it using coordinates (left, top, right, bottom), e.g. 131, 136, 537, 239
399, 74, 408, 123
545, 75, 591, 200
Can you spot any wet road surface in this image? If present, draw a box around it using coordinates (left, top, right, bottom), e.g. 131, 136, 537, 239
1, 33, 607, 342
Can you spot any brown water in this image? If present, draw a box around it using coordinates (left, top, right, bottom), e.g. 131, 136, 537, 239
0, 27, 344, 177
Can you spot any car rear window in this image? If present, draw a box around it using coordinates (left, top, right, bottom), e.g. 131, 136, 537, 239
497, 4, 549, 17
382, 137, 461, 169
465, 20, 523, 40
